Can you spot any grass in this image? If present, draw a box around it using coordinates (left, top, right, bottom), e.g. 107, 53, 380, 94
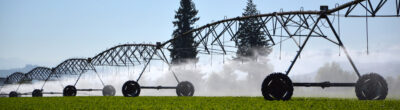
0, 96, 399, 109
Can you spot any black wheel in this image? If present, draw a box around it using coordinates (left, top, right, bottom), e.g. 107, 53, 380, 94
102, 85, 116, 96
176, 81, 195, 96
261, 72, 293, 100
122, 80, 140, 97
9, 91, 19, 97
355, 73, 388, 100
32, 89, 43, 97
63, 85, 77, 96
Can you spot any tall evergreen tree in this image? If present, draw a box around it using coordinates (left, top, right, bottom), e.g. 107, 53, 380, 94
236, 0, 271, 59
170, 0, 199, 64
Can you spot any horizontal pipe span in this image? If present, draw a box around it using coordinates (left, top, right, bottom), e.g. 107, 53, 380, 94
77, 89, 103, 91
42, 92, 63, 94
0, 92, 63, 95
18, 93, 31, 95
141, 86, 176, 89
327, 0, 364, 14
293, 82, 355, 88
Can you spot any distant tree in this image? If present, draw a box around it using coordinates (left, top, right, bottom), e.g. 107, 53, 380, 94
398, 74, 400, 81
315, 62, 357, 82
236, 0, 271, 59
170, 0, 200, 64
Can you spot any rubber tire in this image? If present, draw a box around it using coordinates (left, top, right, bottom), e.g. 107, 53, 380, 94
122, 80, 141, 97
63, 85, 77, 96
32, 89, 43, 97
261, 72, 293, 101
176, 81, 195, 96
102, 85, 116, 96
9, 91, 19, 97
355, 73, 388, 100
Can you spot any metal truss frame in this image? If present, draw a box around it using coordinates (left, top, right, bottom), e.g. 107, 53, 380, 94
2, 0, 399, 96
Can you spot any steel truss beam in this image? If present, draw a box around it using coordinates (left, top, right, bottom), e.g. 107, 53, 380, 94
338, 0, 400, 17
53, 58, 95, 75
164, 13, 327, 55
16, 67, 53, 92
25, 67, 52, 81
4, 72, 25, 84
91, 44, 160, 66
161, 0, 399, 55
40, 58, 96, 90
1, 67, 53, 94
90, 43, 180, 83
4, 67, 52, 84
328, 0, 399, 17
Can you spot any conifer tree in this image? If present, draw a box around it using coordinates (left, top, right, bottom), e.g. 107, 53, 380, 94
170, 0, 200, 64
236, 0, 271, 59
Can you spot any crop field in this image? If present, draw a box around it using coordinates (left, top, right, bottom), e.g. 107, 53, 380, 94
0, 97, 399, 109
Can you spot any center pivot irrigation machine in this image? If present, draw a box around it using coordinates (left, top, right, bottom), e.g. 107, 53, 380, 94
88, 43, 194, 97
0, 67, 53, 97
1, 44, 195, 97
45, 58, 112, 97
1, 0, 399, 100
158, 0, 398, 100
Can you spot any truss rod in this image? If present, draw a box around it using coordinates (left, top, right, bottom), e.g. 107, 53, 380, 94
286, 16, 322, 75
136, 50, 156, 82
325, 15, 361, 78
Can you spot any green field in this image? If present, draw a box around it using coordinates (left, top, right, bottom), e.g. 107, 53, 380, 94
0, 96, 399, 109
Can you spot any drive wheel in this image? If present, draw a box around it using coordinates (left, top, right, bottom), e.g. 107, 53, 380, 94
355, 73, 388, 100
32, 89, 43, 97
261, 72, 293, 100
63, 85, 77, 96
9, 91, 19, 97
122, 80, 140, 97
102, 85, 116, 96
176, 81, 194, 96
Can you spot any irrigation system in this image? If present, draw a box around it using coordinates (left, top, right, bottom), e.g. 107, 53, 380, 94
0, 0, 399, 100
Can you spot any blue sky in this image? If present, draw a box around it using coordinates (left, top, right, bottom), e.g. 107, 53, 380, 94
0, 0, 399, 71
